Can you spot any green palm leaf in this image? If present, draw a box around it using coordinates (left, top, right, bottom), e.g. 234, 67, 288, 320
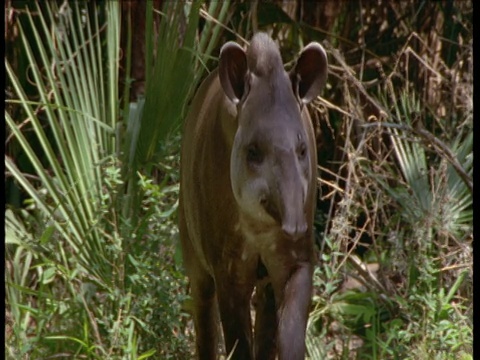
6, 1, 119, 284
6, 1, 229, 356
122, 0, 230, 219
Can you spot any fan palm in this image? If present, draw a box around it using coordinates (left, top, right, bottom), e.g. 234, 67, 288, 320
5, 1, 228, 357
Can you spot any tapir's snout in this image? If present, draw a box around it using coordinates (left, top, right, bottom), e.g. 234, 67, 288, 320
260, 191, 308, 240
282, 216, 308, 240
279, 188, 308, 241
259, 151, 309, 241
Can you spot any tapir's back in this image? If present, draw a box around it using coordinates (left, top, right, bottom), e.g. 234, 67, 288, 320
179, 69, 239, 273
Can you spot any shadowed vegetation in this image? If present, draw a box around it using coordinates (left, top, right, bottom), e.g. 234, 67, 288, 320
6, 1, 472, 359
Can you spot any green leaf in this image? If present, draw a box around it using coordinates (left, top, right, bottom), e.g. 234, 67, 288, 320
40, 267, 56, 285
39, 226, 55, 245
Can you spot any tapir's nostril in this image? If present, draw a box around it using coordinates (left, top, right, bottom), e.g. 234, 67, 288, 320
282, 221, 308, 241
259, 196, 268, 206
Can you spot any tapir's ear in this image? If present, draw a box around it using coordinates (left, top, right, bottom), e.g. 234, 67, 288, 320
219, 42, 248, 104
290, 42, 328, 104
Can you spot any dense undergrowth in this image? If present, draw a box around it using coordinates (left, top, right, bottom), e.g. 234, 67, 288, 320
5, 1, 472, 359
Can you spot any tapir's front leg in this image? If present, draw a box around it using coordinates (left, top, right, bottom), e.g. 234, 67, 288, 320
214, 257, 256, 360
277, 262, 313, 360
254, 278, 277, 360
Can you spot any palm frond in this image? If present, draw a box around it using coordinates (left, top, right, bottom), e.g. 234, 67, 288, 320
122, 0, 230, 220
6, 0, 120, 290
375, 90, 472, 240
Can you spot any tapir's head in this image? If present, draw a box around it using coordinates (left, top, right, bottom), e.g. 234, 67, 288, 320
219, 33, 328, 240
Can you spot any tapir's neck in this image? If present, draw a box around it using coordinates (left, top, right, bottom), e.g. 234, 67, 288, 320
237, 211, 281, 253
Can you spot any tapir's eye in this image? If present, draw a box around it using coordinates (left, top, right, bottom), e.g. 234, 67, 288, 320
246, 144, 264, 165
298, 142, 307, 160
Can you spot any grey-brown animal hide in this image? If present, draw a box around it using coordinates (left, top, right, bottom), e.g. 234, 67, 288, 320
178, 32, 328, 360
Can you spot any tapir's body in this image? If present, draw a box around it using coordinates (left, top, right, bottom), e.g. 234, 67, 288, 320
178, 33, 328, 360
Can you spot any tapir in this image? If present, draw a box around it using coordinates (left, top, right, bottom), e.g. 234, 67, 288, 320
178, 32, 328, 360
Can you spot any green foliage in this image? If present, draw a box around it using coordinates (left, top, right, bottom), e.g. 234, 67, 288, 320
5, 1, 472, 359
5, 0, 227, 358
6, 0, 121, 285
6, 155, 188, 358
306, 10, 472, 357
121, 0, 230, 230
302, 3, 472, 358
